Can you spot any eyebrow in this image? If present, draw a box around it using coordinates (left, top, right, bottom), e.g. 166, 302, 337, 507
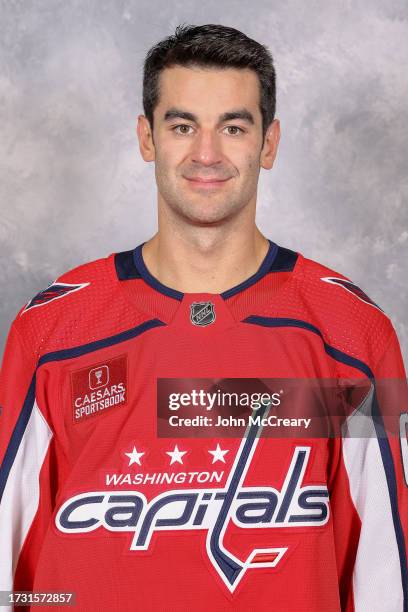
163, 108, 255, 126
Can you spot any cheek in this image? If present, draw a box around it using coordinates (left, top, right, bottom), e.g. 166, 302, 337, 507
158, 133, 189, 154
242, 154, 259, 172
155, 147, 174, 171
156, 144, 186, 173
227, 142, 260, 171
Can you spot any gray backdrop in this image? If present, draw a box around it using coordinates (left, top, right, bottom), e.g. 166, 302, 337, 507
1, 0, 407, 366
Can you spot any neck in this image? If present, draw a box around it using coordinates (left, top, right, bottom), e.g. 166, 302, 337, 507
141, 227, 270, 295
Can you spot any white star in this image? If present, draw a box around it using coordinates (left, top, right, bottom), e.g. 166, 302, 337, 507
208, 443, 229, 464
125, 446, 145, 466
166, 444, 187, 465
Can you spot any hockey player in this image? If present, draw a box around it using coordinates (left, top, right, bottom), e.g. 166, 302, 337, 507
1, 24, 407, 611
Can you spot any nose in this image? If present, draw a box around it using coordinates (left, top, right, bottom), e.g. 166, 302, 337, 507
190, 130, 222, 166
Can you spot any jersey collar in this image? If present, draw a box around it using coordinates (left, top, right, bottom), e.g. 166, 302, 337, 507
133, 240, 278, 301
115, 239, 298, 301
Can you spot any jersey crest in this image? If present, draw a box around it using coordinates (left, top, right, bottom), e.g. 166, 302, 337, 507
21, 281, 90, 314
55, 402, 330, 593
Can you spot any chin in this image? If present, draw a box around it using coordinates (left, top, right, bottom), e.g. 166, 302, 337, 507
163, 191, 241, 224
184, 209, 238, 226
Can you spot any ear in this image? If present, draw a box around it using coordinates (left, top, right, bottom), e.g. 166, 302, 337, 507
260, 119, 280, 170
136, 114, 155, 162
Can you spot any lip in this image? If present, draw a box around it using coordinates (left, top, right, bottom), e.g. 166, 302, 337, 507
184, 177, 231, 188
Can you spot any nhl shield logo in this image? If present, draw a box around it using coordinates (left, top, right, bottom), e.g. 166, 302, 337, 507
190, 301, 216, 326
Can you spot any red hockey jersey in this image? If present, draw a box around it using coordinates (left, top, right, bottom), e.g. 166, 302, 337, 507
0, 239, 407, 611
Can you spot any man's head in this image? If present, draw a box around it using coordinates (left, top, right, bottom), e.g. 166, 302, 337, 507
137, 24, 280, 226
143, 24, 276, 143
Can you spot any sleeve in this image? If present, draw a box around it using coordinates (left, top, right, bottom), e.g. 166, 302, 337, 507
341, 326, 408, 612
0, 321, 53, 605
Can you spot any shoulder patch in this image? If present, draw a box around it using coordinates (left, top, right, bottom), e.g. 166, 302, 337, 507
320, 276, 383, 312
21, 281, 90, 315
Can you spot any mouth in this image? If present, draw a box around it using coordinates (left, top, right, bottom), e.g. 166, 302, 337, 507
184, 176, 231, 189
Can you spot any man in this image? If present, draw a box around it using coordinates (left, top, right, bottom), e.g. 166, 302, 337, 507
0, 24, 407, 612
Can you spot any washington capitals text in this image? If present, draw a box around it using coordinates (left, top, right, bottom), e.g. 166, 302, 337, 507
55, 404, 330, 592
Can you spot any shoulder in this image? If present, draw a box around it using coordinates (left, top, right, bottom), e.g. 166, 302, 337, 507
292, 252, 394, 366
20, 254, 111, 316
256, 245, 396, 372
297, 253, 385, 314
10, 253, 118, 357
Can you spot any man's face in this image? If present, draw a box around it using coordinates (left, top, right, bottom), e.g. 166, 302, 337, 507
140, 65, 279, 225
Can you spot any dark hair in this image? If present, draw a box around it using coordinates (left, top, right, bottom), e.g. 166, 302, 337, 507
142, 24, 276, 141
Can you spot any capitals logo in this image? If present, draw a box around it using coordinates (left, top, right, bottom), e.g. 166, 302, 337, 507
321, 276, 383, 312
55, 403, 330, 593
21, 281, 90, 314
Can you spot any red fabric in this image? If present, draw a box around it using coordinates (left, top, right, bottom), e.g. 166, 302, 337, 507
1, 245, 406, 611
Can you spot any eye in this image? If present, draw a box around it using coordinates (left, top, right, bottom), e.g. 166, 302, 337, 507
223, 125, 245, 136
172, 124, 194, 135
